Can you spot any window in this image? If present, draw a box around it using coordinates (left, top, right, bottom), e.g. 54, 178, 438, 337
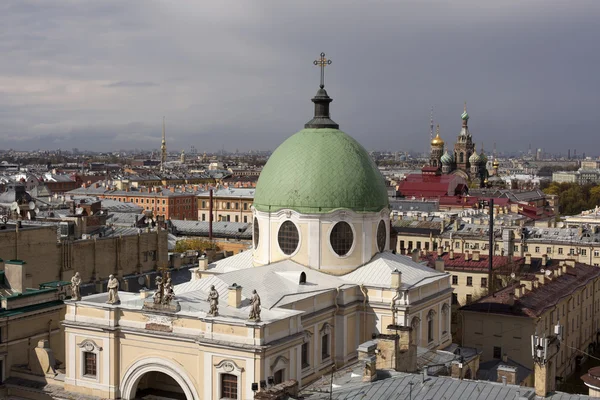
84, 352, 97, 377
221, 373, 238, 399
330, 222, 354, 256
481, 277, 488, 288
202, 213, 206, 221
377, 220, 387, 253
466, 277, 473, 287
321, 334, 330, 360
535, 247, 540, 253
226, 202, 231, 210
582, 249, 587, 256
558, 248, 563, 255
569, 248, 575, 255
523, 245, 528, 252
427, 310, 435, 343
244, 203, 248, 210
452, 293, 458, 305
493, 346, 502, 359
273, 369, 284, 385
547, 247, 552, 254
235, 216, 239, 222
441, 303, 450, 334
466, 294, 473, 304
595, 250, 600, 257
452, 275, 458, 285
253, 218, 259, 248
301, 342, 310, 368
514, 245, 519, 252
455, 242, 460, 249
235, 202, 239, 210
278, 221, 299, 255
243, 216, 247, 223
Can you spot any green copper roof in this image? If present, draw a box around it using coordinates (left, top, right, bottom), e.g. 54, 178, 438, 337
254, 128, 389, 214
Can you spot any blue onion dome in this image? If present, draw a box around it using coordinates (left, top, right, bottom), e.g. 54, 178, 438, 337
440, 151, 454, 165
469, 151, 481, 164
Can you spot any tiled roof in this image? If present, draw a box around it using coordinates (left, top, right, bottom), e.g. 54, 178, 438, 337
421, 252, 525, 273
170, 220, 252, 239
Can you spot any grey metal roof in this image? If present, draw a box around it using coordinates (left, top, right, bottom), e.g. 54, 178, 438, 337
300, 367, 592, 400
341, 252, 448, 289
170, 220, 252, 239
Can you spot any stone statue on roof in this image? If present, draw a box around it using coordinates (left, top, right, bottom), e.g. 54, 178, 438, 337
248, 289, 261, 322
71, 272, 81, 301
207, 285, 219, 316
154, 276, 164, 305
106, 275, 120, 305
163, 278, 174, 305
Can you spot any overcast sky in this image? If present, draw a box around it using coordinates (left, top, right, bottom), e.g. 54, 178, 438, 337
1, 0, 599, 154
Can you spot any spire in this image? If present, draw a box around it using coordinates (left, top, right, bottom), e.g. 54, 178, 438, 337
305, 52, 339, 129
430, 107, 434, 144
160, 117, 167, 171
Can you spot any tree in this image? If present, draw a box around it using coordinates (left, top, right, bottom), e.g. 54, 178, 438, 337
174, 238, 219, 253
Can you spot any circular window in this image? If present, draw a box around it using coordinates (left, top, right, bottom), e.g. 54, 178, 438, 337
278, 221, 299, 255
377, 220, 386, 252
253, 217, 259, 249
330, 221, 354, 256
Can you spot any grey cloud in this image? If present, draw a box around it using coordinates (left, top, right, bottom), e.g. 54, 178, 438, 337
0, 0, 599, 153
103, 81, 159, 88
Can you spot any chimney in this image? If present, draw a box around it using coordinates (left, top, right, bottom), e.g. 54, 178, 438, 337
411, 249, 419, 263
391, 269, 402, 289
534, 353, 557, 397
170, 187, 175, 193
198, 257, 208, 270
228, 283, 243, 308
506, 293, 515, 306
525, 253, 531, 265
502, 353, 508, 363
513, 284, 523, 299
454, 219, 460, 231
4, 259, 28, 293
357, 341, 377, 382
390, 325, 417, 373
464, 251, 470, 261
435, 257, 445, 273
472, 251, 480, 262
497, 364, 518, 386
541, 254, 548, 266
449, 250, 455, 260
581, 367, 600, 397
522, 280, 533, 292
440, 219, 446, 234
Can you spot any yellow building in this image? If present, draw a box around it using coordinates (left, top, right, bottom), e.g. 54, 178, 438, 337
57, 70, 453, 399
461, 259, 600, 381
197, 187, 255, 223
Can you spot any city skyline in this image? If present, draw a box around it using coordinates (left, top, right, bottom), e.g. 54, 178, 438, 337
1, 1, 599, 153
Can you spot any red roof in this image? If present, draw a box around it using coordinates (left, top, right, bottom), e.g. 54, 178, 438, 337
422, 252, 524, 272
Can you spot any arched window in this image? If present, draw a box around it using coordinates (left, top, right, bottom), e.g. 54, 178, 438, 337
411, 316, 421, 345
441, 303, 450, 335
330, 222, 353, 256
278, 221, 299, 255
427, 310, 437, 343
377, 220, 387, 252
253, 217, 259, 249
459, 152, 464, 163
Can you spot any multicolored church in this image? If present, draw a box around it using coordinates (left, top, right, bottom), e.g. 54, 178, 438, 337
428, 103, 489, 186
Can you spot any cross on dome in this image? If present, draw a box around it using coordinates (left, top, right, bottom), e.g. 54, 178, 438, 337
313, 52, 332, 89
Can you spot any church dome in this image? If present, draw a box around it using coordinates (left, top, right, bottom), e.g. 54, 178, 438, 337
440, 151, 454, 165
469, 151, 481, 164
493, 159, 500, 168
479, 153, 488, 164
254, 128, 389, 214
430, 133, 444, 147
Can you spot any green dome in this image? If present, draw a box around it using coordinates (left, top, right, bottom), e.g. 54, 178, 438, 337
254, 128, 389, 214
440, 151, 454, 165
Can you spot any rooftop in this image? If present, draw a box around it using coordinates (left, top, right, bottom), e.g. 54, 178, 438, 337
460, 261, 600, 318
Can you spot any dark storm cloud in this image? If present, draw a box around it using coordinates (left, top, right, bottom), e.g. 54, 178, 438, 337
0, 0, 599, 154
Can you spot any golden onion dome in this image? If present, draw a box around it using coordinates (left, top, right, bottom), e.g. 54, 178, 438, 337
493, 159, 500, 167
431, 134, 444, 146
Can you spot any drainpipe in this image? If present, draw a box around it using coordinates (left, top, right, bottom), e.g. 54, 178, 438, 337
360, 285, 368, 341
391, 290, 400, 325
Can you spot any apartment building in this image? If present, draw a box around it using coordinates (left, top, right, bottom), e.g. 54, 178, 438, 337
461, 259, 600, 381
197, 187, 255, 223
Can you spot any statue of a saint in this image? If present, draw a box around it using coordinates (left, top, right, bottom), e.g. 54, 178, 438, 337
106, 275, 120, 304
154, 276, 164, 304
207, 285, 219, 316
249, 289, 261, 321
71, 272, 82, 301
163, 278, 175, 305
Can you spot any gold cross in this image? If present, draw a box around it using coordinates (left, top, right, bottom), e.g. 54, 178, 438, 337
313, 52, 332, 89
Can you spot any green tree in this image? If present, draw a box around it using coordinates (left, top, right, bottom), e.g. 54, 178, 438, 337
174, 238, 220, 253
